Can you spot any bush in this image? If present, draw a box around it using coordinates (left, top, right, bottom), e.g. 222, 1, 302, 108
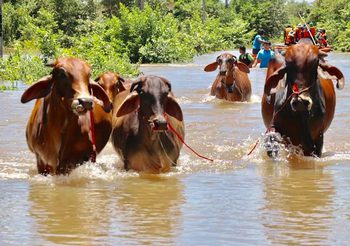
0, 44, 50, 85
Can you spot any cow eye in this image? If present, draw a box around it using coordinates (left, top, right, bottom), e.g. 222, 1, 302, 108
217, 58, 223, 64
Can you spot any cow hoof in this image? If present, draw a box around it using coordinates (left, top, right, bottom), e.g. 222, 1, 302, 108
264, 131, 282, 159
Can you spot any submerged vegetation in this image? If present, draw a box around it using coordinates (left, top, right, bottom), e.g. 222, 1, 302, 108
1, 0, 349, 85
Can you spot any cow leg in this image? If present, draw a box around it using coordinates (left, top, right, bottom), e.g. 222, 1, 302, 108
124, 159, 129, 171
301, 113, 317, 155
314, 133, 324, 157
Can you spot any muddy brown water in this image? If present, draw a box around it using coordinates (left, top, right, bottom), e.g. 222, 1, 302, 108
1, 51, 350, 245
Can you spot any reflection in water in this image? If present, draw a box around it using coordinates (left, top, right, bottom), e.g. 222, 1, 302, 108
28, 176, 183, 245
259, 163, 335, 245
111, 176, 184, 245
29, 183, 112, 244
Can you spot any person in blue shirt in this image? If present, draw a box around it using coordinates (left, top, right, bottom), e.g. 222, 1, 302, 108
252, 42, 274, 68
252, 29, 269, 58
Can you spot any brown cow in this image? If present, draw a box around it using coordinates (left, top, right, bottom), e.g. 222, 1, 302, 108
94, 71, 130, 101
111, 75, 184, 173
21, 57, 113, 175
204, 53, 252, 102
262, 43, 344, 157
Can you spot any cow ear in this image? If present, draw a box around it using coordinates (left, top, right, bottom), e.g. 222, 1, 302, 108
90, 82, 113, 113
204, 62, 218, 72
116, 92, 140, 117
318, 63, 345, 90
236, 61, 250, 73
166, 96, 183, 121
21, 75, 53, 103
264, 66, 286, 96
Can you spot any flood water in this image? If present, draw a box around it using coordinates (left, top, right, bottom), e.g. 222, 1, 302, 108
1, 51, 350, 245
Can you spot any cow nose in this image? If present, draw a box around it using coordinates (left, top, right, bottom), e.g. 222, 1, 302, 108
152, 119, 168, 131
78, 97, 93, 110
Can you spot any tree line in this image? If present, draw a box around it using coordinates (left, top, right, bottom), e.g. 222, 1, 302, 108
1, 0, 349, 86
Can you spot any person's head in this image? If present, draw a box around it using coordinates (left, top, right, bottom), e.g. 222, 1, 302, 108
297, 23, 303, 29
258, 29, 265, 36
286, 25, 292, 28
239, 45, 246, 54
263, 42, 271, 50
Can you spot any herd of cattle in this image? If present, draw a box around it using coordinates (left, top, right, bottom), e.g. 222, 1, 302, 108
20, 43, 345, 175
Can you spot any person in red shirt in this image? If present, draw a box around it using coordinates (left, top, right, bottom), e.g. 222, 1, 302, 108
294, 23, 303, 42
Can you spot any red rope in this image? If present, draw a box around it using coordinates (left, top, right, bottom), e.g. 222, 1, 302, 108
89, 89, 97, 163
165, 114, 214, 162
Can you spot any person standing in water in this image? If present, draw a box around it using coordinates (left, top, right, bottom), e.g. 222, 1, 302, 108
252, 29, 269, 59
252, 42, 275, 68
238, 46, 254, 68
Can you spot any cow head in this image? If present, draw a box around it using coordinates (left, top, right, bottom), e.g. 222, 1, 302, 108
95, 71, 126, 101
116, 75, 183, 131
264, 44, 344, 112
204, 53, 250, 93
21, 57, 112, 114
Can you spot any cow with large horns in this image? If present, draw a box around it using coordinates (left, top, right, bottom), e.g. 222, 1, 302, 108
204, 53, 252, 102
262, 43, 344, 157
21, 57, 113, 175
111, 75, 184, 173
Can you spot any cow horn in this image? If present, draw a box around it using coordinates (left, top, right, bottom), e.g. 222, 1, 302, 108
130, 78, 144, 93
118, 76, 125, 83
318, 50, 328, 63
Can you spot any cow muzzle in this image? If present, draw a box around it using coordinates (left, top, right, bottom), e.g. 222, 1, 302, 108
71, 97, 94, 115
149, 115, 168, 131
290, 94, 313, 112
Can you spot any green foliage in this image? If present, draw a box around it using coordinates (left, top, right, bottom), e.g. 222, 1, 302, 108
308, 0, 350, 51
232, 0, 288, 38
0, 44, 51, 85
2, 0, 349, 90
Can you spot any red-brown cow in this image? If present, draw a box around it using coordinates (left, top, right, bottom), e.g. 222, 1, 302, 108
21, 58, 112, 175
204, 53, 252, 102
262, 43, 344, 157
